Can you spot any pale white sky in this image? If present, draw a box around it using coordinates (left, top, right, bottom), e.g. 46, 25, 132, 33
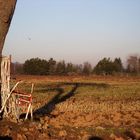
3, 0, 140, 65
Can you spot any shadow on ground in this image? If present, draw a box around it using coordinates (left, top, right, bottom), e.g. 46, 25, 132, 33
88, 136, 104, 140
32, 82, 109, 118
0, 136, 12, 140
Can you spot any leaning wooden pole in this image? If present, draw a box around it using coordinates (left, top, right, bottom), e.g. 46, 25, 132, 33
0, 0, 17, 118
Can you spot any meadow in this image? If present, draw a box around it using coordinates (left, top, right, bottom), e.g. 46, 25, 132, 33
1, 75, 139, 139
11, 75, 140, 139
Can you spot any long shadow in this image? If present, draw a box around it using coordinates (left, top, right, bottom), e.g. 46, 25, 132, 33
59, 82, 109, 88
33, 83, 79, 117
88, 136, 104, 140
0, 136, 12, 140
33, 82, 109, 118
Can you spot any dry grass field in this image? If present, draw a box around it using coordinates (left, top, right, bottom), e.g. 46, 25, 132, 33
0, 75, 140, 140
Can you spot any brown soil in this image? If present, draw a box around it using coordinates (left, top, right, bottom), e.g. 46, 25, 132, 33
0, 98, 139, 140
0, 75, 140, 140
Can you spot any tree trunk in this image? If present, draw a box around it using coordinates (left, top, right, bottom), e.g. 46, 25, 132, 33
0, 0, 17, 118
0, 0, 17, 55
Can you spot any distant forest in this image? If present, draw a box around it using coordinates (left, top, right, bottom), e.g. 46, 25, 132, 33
11, 55, 140, 76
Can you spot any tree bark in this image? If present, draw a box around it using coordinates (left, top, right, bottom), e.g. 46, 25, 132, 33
0, 0, 17, 118
0, 0, 17, 55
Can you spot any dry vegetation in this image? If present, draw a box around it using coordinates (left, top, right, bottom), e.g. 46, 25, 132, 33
0, 75, 140, 140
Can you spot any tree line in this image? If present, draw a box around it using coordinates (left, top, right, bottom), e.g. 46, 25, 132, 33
11, 55, 140, 76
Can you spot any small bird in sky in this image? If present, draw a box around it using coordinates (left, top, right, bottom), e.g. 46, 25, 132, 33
28, 37, 31, 40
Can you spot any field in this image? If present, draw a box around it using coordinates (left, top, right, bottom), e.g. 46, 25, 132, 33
0, 75, 140, 140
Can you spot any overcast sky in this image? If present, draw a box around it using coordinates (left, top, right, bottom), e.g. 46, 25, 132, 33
3, 0, 140, 65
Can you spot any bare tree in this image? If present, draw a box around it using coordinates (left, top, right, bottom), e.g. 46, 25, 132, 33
0, 0, 17, 55
0, 0, 17, 118
127, 55, 140, 74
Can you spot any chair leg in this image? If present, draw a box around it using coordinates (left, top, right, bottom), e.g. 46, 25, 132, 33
30, 104, 33, 121
25, 103, 31, 120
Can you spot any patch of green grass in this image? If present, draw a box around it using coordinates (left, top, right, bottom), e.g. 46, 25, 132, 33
11, 78, 140, 112
75, 83, 140, 100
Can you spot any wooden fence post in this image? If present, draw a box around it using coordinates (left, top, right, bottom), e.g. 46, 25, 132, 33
1, 56, 11, 118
